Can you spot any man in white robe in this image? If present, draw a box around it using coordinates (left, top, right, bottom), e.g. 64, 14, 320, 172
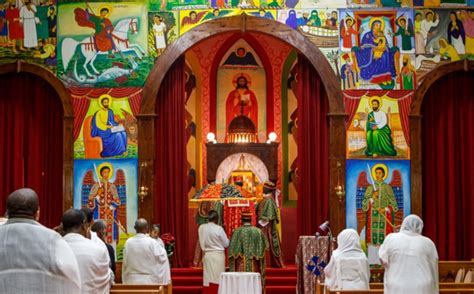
122, 218, 171, 285
0, 188, 81, 294
19, 0, 38, 48
63, 209, 113, 294
379, 214, 439, 294
91, 219, 116, 276
198, 210, 229, 294
418, 11, 440, 54
324, 229, 370, 291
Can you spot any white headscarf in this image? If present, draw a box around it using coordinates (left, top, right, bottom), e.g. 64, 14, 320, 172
400, 214, 424, 235
333, 229, 363, 258
325, 228, 369, 291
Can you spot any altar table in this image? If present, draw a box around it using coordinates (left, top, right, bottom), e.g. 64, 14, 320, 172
218, 272, 262, 294
295, 235, 336, 294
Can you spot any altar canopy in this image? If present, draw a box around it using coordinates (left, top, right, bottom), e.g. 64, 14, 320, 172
215, 153, 269, 184
192, 183, 257, 237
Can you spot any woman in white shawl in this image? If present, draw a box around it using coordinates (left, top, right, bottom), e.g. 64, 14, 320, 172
324, 228, 370, 290
379, 214, 439, 294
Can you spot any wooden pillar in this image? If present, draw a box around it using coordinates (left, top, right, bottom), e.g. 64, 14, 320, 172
409, 114, 423, 217
63, 115, 74, 211
137, 114, 156, 222
328, 113, 347, 235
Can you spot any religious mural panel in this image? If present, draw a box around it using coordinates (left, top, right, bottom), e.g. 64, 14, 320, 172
338, 9, 415, 89
345, 90, 412, 159
346, 159, 410, 264
347, 0, 473, 7
319, 47, 341, 74
73, 158, 138, 247
282, 0, 346, 9
178, 9, 239, 35
156, 0, 207, 11
347, 0, 414, 7
147, 11, 178, 59
438, 0, 472, 6
178, 9, 279, 36
0, 0, 57, 71
71, 88, 141, 159
277, 9, 339, 48
414, 0, 474, 6
216, 39, 267, 142
57, 2, 151, 87
414, 9, 474, 81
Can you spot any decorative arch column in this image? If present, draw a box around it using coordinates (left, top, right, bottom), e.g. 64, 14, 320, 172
138, 14, 346, 232
0, 61, 74, 211
410, 59, 474, 216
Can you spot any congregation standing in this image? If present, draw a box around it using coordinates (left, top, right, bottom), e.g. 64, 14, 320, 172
0, 188, 171, 293
0, 187, 440, 294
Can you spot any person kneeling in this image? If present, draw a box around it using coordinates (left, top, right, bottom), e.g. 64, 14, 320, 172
324, 229, 370, 291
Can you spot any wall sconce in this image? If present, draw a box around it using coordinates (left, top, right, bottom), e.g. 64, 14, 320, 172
138, 162, 149, 202
266, 132, 277, 144
334, 161, 345, 203
206, 132, 217, 144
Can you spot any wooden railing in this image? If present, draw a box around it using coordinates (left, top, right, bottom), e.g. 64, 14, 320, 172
316, 260, 474, 294
325, 288, 474, 294
316, 283, 474, 294
110, 284, 172, 294
369, 261, 474, 283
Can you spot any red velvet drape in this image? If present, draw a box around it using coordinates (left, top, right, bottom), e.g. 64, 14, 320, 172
296, 56, 330, 236
422, 71, 474, 260
155, 56, 189, 267
0, 73, 64, 228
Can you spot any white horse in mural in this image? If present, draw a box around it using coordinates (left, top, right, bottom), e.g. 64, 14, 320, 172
61, 17, 146, 77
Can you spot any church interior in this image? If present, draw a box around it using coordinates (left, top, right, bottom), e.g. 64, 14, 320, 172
0, 0, 473, 292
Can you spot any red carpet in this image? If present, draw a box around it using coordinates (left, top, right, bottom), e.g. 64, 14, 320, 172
171, 265, 297, 294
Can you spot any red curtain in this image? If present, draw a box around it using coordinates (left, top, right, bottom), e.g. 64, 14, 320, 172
0, 73, 64, 228
296, 55, 330, 236
155, 56, 189, 267
343, 94, 360, 129
422, 71, 474, 260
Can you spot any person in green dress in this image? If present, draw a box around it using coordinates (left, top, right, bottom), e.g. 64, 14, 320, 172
229, 211, 268, 285
256, 180, 284, 268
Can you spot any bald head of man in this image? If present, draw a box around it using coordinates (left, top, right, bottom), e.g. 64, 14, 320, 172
6, 188, 40, 220
134, 218, 149, 234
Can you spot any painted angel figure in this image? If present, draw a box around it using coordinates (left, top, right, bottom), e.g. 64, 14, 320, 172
180, 10, 207, 28
201, 9, 232, 21
82, 162, 127, 244
355, 164, 404, 248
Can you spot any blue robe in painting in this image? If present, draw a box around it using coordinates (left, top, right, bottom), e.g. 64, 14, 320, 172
353, 30, 398, 87
91, 109, 127, 157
